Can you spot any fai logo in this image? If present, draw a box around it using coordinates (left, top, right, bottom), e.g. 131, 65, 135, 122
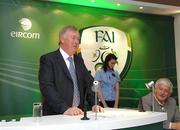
19, 18, 32, 31
80, 26, 132, 79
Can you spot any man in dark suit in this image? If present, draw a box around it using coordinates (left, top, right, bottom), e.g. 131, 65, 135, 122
39, 25, 103, 116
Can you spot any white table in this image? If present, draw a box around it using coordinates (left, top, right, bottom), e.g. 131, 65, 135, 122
0, 108, 167, 130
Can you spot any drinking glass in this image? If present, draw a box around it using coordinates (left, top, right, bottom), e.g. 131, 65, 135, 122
33, 102, 42, 117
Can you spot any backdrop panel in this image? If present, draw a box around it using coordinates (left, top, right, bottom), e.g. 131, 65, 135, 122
0, 0, 177, 120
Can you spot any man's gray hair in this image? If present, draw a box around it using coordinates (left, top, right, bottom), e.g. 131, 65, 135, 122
58, 25, 78, 45
59, 25, 78, 39
155, 78, 173, 94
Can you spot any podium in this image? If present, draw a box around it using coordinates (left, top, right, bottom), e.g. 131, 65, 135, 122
0, 108, 167, 130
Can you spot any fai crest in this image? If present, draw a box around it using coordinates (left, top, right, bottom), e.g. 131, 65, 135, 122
80, 26, 132, 79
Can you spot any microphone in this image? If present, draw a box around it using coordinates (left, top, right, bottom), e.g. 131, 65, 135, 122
91, 81, 99, 92
81, 80, 99, 120
91, 81, 99, 120
145, 81, 155, 112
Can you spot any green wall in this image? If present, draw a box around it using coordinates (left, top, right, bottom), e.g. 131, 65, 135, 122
0, 0, 177, 120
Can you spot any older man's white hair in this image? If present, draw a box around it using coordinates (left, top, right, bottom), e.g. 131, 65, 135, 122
155, 78, 173, 94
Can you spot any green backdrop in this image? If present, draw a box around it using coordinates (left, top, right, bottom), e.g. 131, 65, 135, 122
0, 0, 177, 120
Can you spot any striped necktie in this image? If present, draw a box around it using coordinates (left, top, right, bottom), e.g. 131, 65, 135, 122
67, 57, 80, 106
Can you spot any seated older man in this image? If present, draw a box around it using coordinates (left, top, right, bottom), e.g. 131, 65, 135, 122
139, 78, 180, 130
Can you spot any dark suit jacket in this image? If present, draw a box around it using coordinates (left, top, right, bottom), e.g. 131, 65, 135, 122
39, 50, 95, 115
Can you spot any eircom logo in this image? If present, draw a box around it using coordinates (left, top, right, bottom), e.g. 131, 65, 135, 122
19, 18, 32, 31
10, 18, 40, 39
80, 26, 132, 79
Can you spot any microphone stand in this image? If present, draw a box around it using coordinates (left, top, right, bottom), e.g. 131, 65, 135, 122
92, 81, 99, 120
152, 86, 155, 112
81, 80, 99, 120
81, 87, 89, 120
145, 81, 155, 112
95, 91, 98, 120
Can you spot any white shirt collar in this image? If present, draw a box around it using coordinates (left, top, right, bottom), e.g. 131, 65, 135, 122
59, 48, 74, 68
59, 48, 73, 60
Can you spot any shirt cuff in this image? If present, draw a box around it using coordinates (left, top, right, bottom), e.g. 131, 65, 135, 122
169, 122, 172, 129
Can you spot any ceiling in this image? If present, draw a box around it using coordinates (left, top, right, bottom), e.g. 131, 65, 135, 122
111, 0, 180, 15
133, 0, 180, 7
45, 0, 180, 16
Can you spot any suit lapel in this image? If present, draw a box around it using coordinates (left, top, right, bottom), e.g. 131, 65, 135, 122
74, 55, 81, 81
56, 52, 83, 101
56, 50, 72, 81
74, 55, 83, 99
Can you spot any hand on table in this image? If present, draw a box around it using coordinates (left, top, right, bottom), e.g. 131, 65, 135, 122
63, 107, 83, 116
92, 105, 104, 113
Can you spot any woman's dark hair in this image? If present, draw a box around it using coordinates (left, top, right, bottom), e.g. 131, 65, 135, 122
102, 53, 117, 72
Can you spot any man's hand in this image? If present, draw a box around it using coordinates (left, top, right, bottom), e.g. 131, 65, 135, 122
114, 104, 118, 108
170, 122, 180, 130
92, 105, 104, 112
63, 107, 83, 116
